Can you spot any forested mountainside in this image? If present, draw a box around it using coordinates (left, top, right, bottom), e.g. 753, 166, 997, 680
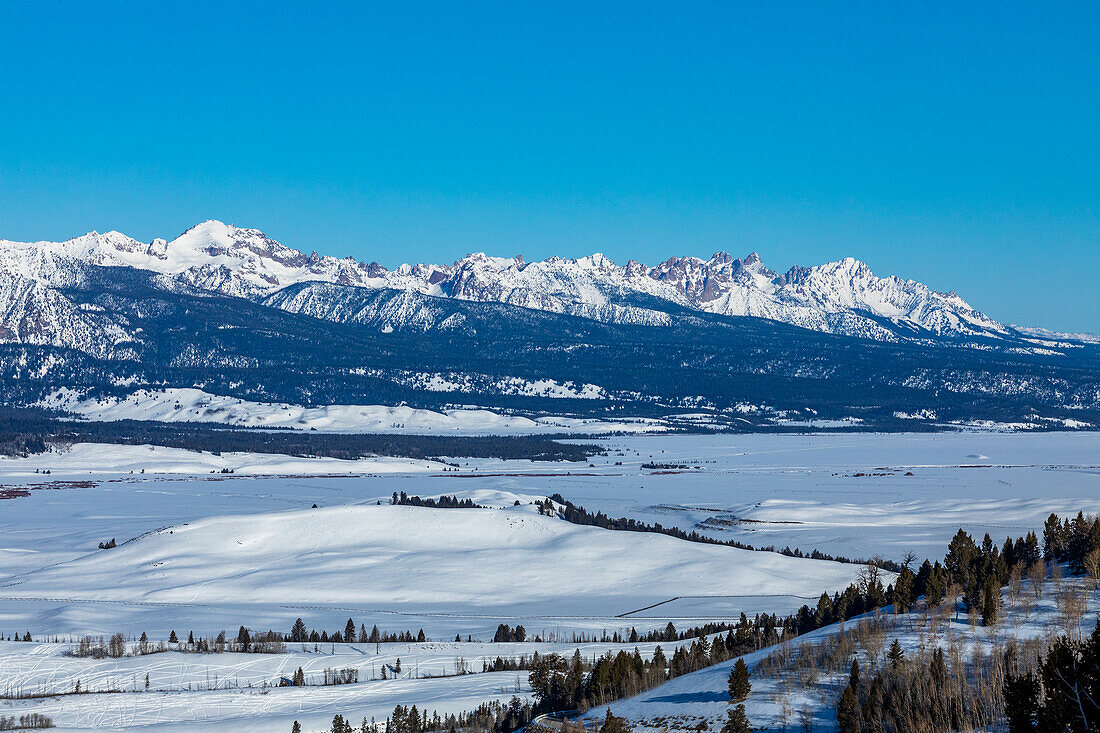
0, 259, 1097, 432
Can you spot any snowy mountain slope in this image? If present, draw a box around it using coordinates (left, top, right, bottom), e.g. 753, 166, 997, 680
0, 271, 135, 357
0, 220, 1015, 342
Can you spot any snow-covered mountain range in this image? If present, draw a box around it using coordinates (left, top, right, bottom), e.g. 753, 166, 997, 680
0, 219, 1018, 352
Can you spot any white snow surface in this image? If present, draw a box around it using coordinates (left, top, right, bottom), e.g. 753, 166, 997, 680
0, 442, 438, 476
0, 503, 865, 620
1, 432, 1099, 730
40, 387, 663, 435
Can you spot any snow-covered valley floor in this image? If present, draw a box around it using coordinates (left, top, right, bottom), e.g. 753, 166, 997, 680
0, 432, 1098, 731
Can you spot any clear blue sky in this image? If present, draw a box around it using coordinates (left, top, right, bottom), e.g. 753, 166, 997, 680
1, 2, 1097, 331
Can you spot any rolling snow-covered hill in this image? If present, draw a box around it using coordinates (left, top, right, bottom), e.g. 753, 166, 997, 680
0, 502, 868, 621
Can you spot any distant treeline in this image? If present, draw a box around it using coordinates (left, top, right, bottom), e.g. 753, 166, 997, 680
0, 408, 598, 461
541, 494, 904, 572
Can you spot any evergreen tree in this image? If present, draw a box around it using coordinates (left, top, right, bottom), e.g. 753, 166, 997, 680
291, 618, 307, 642
892, 567, 914, 613
345, 618, 357, 644
291, 722, 301, 733
237, 625, 251, 652
945, 529, 978, 588
837, 685, 861, 733
721, 704, 752, 733
887, 639, 904, 667
599, 710, 632, 733
922, 563, 942, 606
168, 630, 178, 644
727, 658, 751, 702
1003, 672, 1039, 732
814, 591, 833, 627
981, 578, 1000, 626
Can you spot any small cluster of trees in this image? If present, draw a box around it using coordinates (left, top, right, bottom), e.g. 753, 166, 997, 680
391, 492, 482, 509
1043, 511, 1100, 575
493, 624, 527, 642
0, 713, 53, 730
70, 634, 127, 659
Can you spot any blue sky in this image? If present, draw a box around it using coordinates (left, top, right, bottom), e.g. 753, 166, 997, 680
1, 2, 1097, 331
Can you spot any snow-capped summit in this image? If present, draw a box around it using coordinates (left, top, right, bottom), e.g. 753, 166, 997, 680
0, 221, 1012, 345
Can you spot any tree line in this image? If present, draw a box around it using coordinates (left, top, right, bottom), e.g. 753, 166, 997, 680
541, 494, 903, 572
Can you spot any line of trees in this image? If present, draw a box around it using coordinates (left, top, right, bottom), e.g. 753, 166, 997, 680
301, 697, 535, 733
541, 494, 903, 572
290, 618, 427, 645
391, 492, 482, 509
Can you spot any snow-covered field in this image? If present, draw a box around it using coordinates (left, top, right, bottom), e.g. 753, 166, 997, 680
0, 637, 699, 733
39, 387, 667, 435
1, 431, 1098, 731
0, 503, 864, 634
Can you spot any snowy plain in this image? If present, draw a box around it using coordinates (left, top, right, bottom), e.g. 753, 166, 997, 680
1, 431, 1099, 731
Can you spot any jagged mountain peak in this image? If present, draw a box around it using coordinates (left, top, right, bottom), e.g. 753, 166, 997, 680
0, 220, 1013, 343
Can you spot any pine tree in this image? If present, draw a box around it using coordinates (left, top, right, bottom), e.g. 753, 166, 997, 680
168, 630, 178, 644
981, 578, 1000, 626
925, 563, 946, 606
345, 618, 357, 644
291, 618, 307, 642
1003, 672, 1039, 732
237, 625, 251, 652
892, 567, 914, 613
837, 685, 861, 733
728, 658, 750, 702
291, 722, 301, 733
721, 704, 752, 733
887, 639, 904, 667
